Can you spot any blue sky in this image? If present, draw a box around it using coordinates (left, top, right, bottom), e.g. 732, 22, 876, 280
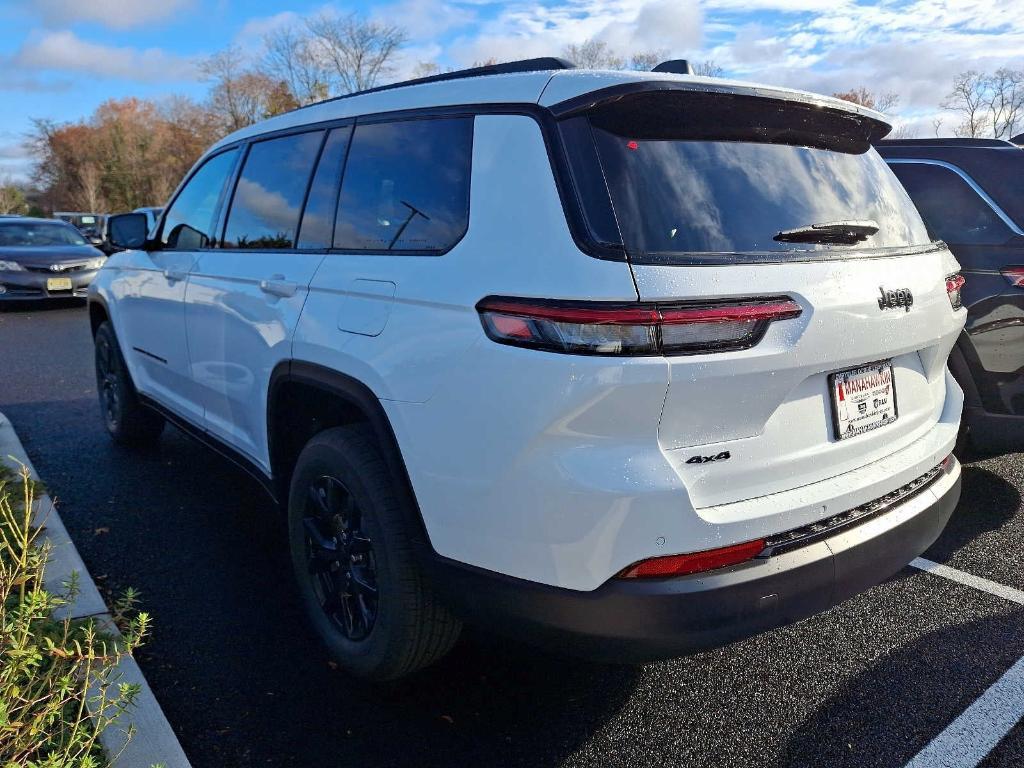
1, 0, 1023, 181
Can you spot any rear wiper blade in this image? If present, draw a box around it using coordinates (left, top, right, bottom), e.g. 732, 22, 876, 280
774, 219, 880, 245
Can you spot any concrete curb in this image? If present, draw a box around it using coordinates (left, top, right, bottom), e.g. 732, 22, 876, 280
0, 412, 191, 768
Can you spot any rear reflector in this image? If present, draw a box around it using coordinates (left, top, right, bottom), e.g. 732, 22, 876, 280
617, 539, 766, 579
1001, 266, 1024, 289
946, 273, 965, 310
476, 296, 802, 356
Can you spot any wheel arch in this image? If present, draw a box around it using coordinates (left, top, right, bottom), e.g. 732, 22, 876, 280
88, 295, 111, 338
267, 361, 432, 546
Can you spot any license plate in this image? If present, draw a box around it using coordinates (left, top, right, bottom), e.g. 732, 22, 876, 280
46, 277, 72, 291
830, 361, 898, 440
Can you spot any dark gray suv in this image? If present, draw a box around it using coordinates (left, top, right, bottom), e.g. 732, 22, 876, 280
877, 138, 1024, 453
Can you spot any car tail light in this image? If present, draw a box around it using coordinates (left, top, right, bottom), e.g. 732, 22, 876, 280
1001, 266, 1024, 288
475, 296, 802, 356
945, 273, 965, 310
617, 539, 766, 579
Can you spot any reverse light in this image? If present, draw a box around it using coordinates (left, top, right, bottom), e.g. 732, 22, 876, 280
1001, 266, 1024, 289
946, 273, 965, 310
476, 296, 802, 356
617, 539, 767, 579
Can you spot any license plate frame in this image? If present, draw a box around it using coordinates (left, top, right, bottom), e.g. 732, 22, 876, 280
46, 277, 73, 292
829, 360, 898, 441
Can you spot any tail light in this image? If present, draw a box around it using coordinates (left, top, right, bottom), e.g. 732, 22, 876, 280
946, 273, 965, 310
1001, 266, 1024, 288
475, 296, 802, 356
617, 539, 766, 579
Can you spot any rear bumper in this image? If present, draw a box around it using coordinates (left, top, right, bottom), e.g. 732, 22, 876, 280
429, 461, 961, 662
0, 269, 97, 299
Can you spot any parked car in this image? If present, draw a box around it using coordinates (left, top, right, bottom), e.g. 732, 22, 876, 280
54, 211, 107, 248
0, 217, 107, 300
132, 206, 164, 235
93, 58, 965, 680
877, 138, 1024, 453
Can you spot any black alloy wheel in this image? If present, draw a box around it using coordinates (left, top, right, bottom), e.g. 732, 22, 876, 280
303, 474, 379, 641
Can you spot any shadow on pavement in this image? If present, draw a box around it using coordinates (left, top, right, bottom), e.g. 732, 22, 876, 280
781, 609, 1024, 768
925, 464, 1020, 561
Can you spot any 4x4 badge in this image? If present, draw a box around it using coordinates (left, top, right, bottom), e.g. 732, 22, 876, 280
686, 451, 731, 465
878, 286, 913, 312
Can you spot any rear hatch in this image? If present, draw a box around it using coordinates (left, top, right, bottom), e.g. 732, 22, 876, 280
556, 85, 965, 508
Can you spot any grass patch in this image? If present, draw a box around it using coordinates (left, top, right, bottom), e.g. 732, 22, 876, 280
0, 462, 151, 767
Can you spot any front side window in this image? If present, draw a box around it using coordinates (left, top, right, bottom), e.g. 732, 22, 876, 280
888, 162, 1014, 246
161, 149, 239, 250
333, 117, 473, 252
223, 131, 325, 249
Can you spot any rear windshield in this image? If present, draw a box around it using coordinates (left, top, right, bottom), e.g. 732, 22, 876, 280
565, 90, 933, 262
0, 222, 88, 247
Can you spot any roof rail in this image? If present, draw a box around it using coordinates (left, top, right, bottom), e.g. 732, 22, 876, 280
652, 60, 694, 75
298, 57, 575, 111
876, 138, 1017, 148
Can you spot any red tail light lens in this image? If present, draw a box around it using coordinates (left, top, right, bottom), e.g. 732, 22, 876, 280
617, 539, 766, 579
1001, 266, 1024, 289
946, 273, 966, 310
476, 296, 802, 356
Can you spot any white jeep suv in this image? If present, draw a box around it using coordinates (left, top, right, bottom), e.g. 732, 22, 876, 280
92, 58, 966, 680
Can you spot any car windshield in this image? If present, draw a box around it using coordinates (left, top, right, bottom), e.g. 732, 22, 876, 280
0, 222, 89, 247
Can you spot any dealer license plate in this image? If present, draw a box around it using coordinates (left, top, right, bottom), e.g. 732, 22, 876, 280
830, 361, 898, 440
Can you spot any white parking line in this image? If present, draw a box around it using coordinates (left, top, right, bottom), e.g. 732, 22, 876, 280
910, 557, 1024, 605
903, 558, 1024, 768
904, 657, 1024, 768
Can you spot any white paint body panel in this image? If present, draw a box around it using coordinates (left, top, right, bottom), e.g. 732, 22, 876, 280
91, 71, 963, 593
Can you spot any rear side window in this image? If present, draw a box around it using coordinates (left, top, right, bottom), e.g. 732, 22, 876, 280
562, 91, 933, 261
888, 162, 1013, 246
223, 131, 324, 249
162, 149, 238, 250
333, 117, 473, 252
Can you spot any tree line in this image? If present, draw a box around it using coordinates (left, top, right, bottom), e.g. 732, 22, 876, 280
4, 12, 1022, 216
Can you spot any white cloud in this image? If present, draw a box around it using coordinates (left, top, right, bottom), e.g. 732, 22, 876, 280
448, 0, 705, 67
24, 0, 195, 29
14, 30, 199, 82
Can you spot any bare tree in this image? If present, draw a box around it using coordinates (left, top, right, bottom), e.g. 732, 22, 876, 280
832, 87, 899, 114
628, 50, 667, 71
983, 68, 1024, 139
201, 47, 297, 132
262, 25, 332, 106
75, 161, 103, 212
942, 71, 989, 138
411, 61, 442, 79
306, 12, 407, 94
692, 59, 724, 78
933, 116, 945, 137
563, 40, 625, 70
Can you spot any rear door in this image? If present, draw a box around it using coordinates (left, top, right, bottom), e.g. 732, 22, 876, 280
562, 88, 965, 508
184, 128, 342, 468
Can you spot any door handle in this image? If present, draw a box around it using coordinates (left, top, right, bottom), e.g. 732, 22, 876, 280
163, 269, 187, 283
259, 276, 298, 298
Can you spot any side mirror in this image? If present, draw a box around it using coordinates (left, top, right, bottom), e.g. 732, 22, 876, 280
108, 213, 150, 250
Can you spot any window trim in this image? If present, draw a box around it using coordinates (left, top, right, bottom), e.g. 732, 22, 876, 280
886, 158, 1024, 237
295, 124, 354, 250
156, 146, 241, 252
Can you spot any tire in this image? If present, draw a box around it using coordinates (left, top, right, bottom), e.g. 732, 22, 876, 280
287, 426, 461, 680
94, 321, 164, 446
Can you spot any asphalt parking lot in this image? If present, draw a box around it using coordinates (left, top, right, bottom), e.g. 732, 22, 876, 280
1, 299, 1023, 768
